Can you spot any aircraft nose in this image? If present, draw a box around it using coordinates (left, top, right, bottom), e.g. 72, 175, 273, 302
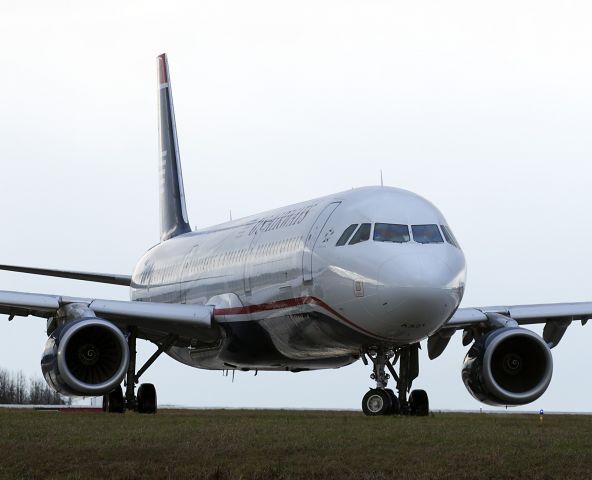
378, 249, 465, 291
373, 249, 466, 340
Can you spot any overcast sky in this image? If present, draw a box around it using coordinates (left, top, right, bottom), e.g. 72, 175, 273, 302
1, 0, 592, 411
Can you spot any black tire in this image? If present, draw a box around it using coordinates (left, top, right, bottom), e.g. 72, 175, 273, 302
137, 383, 157, 414
409, 389, 429, 416
107, 385, 125, 413
385, 388, 400, 415
362, 388, 392, 416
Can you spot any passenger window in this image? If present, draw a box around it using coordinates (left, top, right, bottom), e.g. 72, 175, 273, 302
441, 225, 460, 248
336, 224, 358, 246
349, 223, 371, 245
373, 223, 410, 243
411, 224, 444, 244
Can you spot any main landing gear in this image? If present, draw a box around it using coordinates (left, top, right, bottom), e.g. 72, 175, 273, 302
102, 328, 177, 414
361, 344, 429, 416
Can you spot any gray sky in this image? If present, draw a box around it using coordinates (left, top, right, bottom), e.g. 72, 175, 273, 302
1, 0, 592, 411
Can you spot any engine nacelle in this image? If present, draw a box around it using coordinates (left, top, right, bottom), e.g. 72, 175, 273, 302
41, 318, 129, 397
462, 327, 553, 406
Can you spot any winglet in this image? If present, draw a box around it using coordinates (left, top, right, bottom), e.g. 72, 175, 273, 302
157, 53, 191, 242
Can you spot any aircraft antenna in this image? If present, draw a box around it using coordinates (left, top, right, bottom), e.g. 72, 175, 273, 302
380, 170, 384, 187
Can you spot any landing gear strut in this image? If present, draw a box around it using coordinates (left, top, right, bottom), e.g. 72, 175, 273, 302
124, 328, 137, 411
103, 329, 177, 414
361, 344, 429, 416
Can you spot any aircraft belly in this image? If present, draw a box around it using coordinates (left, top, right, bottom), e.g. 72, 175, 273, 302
165, 311, 370, 371
256, 311, 363, 359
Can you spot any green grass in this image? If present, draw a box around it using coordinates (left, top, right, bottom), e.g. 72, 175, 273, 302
0, 409, 591, 479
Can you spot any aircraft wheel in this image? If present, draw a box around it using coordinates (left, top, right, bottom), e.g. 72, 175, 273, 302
385, 388, 400, 415
409, 389, 429, 416
137, 383, 157, 414
362, 388, 391, 416
106, 385, 125, 413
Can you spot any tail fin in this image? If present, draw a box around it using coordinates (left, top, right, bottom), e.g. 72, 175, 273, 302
157, 53, 191, 242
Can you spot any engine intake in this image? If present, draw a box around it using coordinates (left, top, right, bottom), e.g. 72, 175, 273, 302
462, 327, 552, 406
42, 318, 129, 396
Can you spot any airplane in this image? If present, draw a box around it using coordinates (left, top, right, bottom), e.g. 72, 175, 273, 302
1, 53, 590, 416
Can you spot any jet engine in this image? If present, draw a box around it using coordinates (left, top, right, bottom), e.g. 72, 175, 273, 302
462, 327, 552, 406
41, 318, 129, 396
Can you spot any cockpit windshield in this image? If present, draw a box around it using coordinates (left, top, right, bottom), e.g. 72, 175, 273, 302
411, 224, 444, 244
373, 223, 410, 243
348, 223, 371, 245
440, 225, 460, 248
336, 224, 358, 246
336, 222, 457, 247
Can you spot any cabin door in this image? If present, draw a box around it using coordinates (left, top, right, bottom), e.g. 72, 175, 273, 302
302, 202, 341, 282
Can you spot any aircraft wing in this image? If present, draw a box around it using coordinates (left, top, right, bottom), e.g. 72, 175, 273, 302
427, 301, 592, 359
447, 302, 592, 328
0, 289, 220, 343
0, 264, 132, 286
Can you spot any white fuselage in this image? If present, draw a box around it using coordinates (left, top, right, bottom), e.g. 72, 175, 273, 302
130, 186, 467, 371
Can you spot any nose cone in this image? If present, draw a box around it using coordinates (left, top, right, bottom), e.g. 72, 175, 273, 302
375, 248, 466, 341
379, 249, 465, 290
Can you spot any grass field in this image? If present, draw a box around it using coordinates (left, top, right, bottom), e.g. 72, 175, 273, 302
1, 408, 591, 479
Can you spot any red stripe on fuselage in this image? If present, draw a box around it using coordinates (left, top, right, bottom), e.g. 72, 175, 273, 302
213, 296, 388, 340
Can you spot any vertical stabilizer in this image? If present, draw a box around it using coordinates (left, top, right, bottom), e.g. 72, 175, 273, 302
157, 53, 191, 242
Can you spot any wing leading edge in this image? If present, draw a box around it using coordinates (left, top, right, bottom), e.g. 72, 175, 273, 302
447, 302, 592, 328
427, 301, 592, 360
0, 289, 219, 344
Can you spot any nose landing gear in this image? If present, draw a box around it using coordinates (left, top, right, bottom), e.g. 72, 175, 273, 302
361, 344, 429, 416
362, 387, 401, 415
